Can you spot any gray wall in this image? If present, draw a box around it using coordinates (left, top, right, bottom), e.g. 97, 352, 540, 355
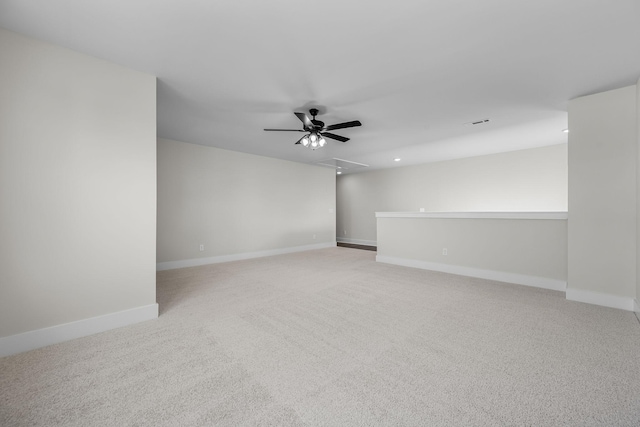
377, 215, 567, 287
337, 144, 568, 244
568, 85, 637, 300
0, 29, 157, 337
157, 138, 336, 265
637, 78, 640, 311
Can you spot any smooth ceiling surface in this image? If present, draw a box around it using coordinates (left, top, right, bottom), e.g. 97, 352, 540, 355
1, 0, 639, 172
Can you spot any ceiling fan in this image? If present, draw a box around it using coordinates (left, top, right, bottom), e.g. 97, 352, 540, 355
264, 108, 362, 150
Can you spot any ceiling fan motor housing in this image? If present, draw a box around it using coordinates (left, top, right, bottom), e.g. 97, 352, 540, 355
309, 109, 324, 129
263, 107, 362, 147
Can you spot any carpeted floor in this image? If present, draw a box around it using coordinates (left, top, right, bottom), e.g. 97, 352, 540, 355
1, 247, 640, 426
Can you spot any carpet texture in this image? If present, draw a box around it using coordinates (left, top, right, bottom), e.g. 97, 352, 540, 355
1, 247, 640, 426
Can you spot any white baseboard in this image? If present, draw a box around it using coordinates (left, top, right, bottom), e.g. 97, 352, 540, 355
634, 298, 639, 313
337, 237, 377, 246
156, 242, 337, 271
376, 255, 566, 292
566, 288, 636, 312
0, 303, 158, 358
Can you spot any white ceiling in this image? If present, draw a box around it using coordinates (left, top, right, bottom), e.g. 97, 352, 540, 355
1, 0, 640, 173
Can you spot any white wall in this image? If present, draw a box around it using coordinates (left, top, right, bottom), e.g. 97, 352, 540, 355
376, 214, 567, 290
157, 138, 336, 268
568, 85, 637, 307
0, 29, 157, 346
636, 78, 640, 312
337, 144, 568, 244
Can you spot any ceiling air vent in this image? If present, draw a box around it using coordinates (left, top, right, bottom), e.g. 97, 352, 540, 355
464, 119, 490, 126
316, 158, 369, 170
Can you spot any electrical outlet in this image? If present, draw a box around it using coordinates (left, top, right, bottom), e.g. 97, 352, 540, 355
199, 244, 205, 251
420, 208, 425, 212
343, 230, 347, 235
442, 248, 447, 255
313, 234, 316, 239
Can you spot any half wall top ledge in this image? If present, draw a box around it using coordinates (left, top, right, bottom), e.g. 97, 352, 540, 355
375, 212, 568, 220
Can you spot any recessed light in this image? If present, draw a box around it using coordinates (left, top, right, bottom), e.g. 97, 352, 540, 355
394, 158, 401, 162
336, 171, 342, 175
562, 129, 569, 133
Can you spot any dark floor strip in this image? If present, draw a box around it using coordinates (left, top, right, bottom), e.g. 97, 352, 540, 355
337, 242, 377, 252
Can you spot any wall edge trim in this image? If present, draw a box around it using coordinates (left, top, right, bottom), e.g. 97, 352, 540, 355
376, 255, 566, 292
566, 288, 636, 312
0, 303, 159, 357
156, 242, 337, 271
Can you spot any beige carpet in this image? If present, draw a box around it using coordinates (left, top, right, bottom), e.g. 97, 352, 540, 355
2, 247, 640, 426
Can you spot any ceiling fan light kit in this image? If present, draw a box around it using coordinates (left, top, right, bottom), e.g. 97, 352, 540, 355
300, 132, 327, 150
264, 108, 361, 150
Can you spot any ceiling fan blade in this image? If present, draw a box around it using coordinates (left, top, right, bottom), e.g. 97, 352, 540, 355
324, 120, 362, 131
264, 129, 304, 132
294, 112, 314, 130
321, 132, 350, 143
